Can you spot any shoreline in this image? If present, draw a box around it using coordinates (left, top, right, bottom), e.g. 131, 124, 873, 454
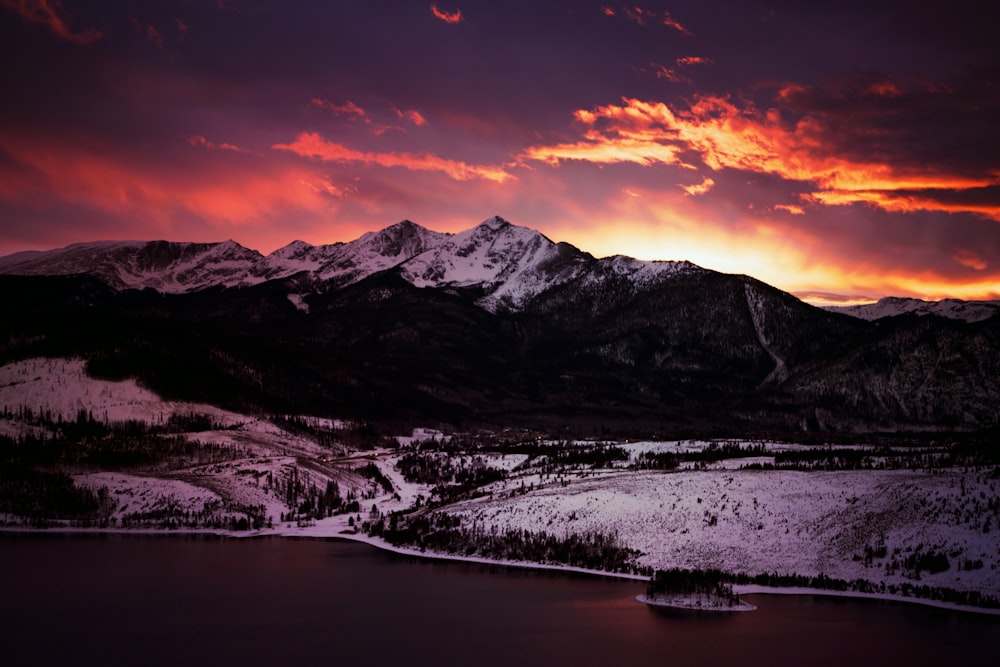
636, 593, 758, 612
5, 525, 1000, 616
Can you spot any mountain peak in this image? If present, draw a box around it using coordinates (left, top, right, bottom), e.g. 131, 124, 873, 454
478, 215, 510, 232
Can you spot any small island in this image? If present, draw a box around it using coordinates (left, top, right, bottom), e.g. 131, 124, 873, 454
637, 568, 757, 612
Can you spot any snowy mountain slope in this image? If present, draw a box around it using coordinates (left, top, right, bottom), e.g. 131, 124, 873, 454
827, 297, 1000, 323
400, 216, 582, 311
251, 220, 451, 288
399, 216, 698, 312
0, 217, 696, 310
0, 239, 264, 292
0, 222, 450, 294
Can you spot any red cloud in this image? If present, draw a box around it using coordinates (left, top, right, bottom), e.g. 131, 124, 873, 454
952, 250, 988, 271
1, 0, 102, 44
431, 4, 461, 24
607, 5, 691, 34
521, 96, 1000, 221
0, 129, 348, 232
676, 56, 712, 67
273, 132, 513, 183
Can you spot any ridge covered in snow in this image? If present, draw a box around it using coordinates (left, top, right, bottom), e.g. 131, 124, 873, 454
0, 216, 698, 312
0, 239, 264, 292
827, 297, 1000, 323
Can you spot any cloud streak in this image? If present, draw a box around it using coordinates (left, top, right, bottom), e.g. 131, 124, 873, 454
273, 132, 513, 183
430, 4, 461, 24
605, 5, 691, 34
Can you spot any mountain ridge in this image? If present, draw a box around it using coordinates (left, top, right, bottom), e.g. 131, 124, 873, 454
3, 217, 993, 322
2, 216, 998, 435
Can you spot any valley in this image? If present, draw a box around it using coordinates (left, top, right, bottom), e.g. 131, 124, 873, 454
2, 356, 998, 612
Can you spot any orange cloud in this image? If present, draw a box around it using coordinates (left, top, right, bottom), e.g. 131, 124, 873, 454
1, 0, 102, 44
566, 186, 1000, 305
273, 132, 514, 183
522, 96, 1000, 220
430, 4, 461, 24
953, 250, 988, 271
680, 176, 714, 196
774, 203, 805, 215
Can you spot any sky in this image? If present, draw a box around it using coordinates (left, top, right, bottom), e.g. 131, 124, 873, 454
1, 0, 998, 305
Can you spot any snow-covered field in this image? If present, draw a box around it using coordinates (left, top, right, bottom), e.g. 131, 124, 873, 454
444, 466, 1000, 595
0, 357, 247, 426
3, 356, 999, 610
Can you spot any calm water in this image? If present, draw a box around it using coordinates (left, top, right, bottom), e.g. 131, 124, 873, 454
1, 534, 996, 666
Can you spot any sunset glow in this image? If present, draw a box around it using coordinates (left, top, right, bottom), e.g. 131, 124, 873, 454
1, 0, 998, 303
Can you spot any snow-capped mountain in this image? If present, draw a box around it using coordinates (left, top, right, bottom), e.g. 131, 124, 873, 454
0, 216, 698, 311
249, 220, 451, 288
826, 297, 1000, 323
4, 215, 1000, 434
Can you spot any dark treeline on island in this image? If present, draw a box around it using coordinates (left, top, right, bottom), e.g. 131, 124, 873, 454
645, 567, 1000, 611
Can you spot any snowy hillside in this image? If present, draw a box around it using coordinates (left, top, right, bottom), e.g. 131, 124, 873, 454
0, 239, 264, 292
0, 357, 395, 532
827, 297, 1000, 323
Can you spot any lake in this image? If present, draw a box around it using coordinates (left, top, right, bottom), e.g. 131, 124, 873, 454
1, 534, 996, 666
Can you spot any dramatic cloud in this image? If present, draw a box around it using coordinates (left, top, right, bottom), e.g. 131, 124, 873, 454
1, 0, 102, 44
273, 132, 513, 183
522, 90, 1000, 221
430, 4, 461, 24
